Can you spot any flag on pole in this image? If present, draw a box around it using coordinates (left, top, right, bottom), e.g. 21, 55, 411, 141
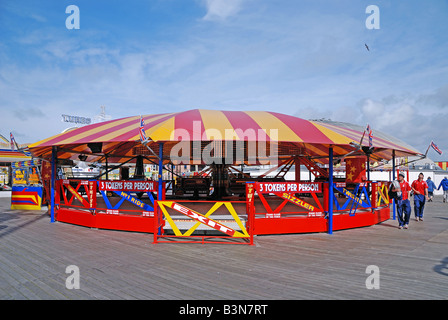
430, 141, 442, 155
138, 115, 160, 159
366, 124, 373, 149
10, 132, 16, 150
138, 116, 148, 144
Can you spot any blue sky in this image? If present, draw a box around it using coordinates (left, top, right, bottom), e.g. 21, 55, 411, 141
1, 0, 447, 161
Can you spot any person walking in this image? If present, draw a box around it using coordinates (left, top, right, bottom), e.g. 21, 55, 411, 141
438, 176, 448, 203
426, 177, 437, 202
391, 172, 412, 229
411, 173, 429, 221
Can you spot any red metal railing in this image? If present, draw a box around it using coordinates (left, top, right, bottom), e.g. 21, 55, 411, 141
252, 181, 325, 218
54, 179, 390, 239
54, 179, 162, 233
249, 181, 390, 235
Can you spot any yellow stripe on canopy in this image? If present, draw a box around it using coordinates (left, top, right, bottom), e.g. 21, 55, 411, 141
129, 116, 176, 142
59, 117, 141, 145
311, 122, 354, 145
199, 109, 236, 140
94, 114, 172, 142
244, 111, 303, 142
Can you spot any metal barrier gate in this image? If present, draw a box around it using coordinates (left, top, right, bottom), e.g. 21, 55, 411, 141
154, 183, 254, 245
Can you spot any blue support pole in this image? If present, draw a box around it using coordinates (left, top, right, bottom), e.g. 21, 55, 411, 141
50, 146, 57, 223
392, 150, 396, 220
157, 143, 164, 236
158, 142, 164, 200
328, 146, 334, 235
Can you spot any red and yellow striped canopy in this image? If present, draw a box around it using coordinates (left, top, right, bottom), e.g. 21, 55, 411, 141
28, 109, 422, 164
315, 120, 422, 162
0, 149, 32, 163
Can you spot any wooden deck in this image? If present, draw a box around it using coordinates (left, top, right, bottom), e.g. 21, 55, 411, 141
0, 196, 447, 300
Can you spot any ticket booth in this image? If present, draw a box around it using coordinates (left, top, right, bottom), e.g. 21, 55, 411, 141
11, 159, 44, 210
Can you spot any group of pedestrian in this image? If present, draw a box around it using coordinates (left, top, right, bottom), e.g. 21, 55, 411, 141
390, 174, 448, 230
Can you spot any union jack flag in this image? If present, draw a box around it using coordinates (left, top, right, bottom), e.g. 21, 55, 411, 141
430, 141, 442, 155
139, 116, 148, 144
10, 132, 16, 150
366, 124, 373, 149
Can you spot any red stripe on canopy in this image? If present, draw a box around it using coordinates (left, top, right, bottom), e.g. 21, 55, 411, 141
221, 111, 268, 141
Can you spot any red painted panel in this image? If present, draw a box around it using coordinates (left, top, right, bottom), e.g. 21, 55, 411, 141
333, 207, 390, 231
254, 207, 390, 235
96, 214, 153, 233
57, 208, 154, 233
375, 206, 391, 223
56, 203, 390, 236
254, 216, 327, 235
57, 208, 96, 228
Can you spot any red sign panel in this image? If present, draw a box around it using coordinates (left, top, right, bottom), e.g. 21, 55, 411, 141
257, 182, 321, 194
99, 180, 157, 192
246, 182, 255, 214
345, 157, 367, 183
88, 180, 96, 209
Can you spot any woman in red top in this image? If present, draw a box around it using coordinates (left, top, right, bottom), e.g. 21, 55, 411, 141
411, 173, 429, 221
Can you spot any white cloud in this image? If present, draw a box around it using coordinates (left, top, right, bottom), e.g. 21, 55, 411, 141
202, 0, 245, 21
30, 13, 46, 23
416, 85, 448, 109
360, 98, 415, 129
291, 85, 448, 161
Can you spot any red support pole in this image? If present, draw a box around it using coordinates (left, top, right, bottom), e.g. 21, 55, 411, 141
55, 180, 61, 207
246, 182, 255, 245
50, 146, 57, 223
295, 157, 301, 182
153, 201, 158, 244
249, 196, 255, 245
371, 182, 378, 210
323, 182, 329, 212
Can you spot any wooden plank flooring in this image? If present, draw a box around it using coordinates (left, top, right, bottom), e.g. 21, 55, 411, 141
0, 196, 447, 299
